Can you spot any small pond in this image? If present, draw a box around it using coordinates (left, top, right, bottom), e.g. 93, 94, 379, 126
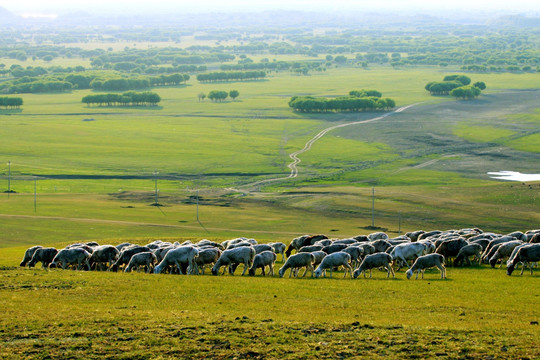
487, 171, 540, 182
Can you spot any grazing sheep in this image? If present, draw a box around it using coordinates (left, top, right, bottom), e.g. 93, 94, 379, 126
268, 242, 286, 262
20, 245, 43, 267
342, 246, 364, 268
454, 243, 483, 266
196, 239, 224, 250
298, 245, 323, 253
314, 252, 353, 278
406, 230, 425, 242
88, 245, 119, 271
529, 233, 540, 244
353, 253, 395, 279
322, 243, 348, 254
418, 230, 442, 241
28, 247, 58, 269
278, 253, 315, 278
313, 239, 333, 247
470, 238, 491, 251
333, 238, 358, 246
371, 239, 392, 253
115, 242, 132, 251
311, 251, 327, 268
65, 243, 94, 254
356, 243, 376, 257
248, 251, 277, 276
390, 242, 425, 270
49, 248, 91, 270
406, 254, 446, 280
368, 232, 389, 241
481, 236, 516, 262
125, 252, 157, 273
285, 234, 328, 257
253, 244, 274, 254
194, 248, 221, 275
212, 246, 255, 276
418, 240, 436, 254
489, 240, 524, 268
435, 237, 468, 265
154, 246, 199, 275
353, 235, 370, 242
507, 244, 540, 276
110, 246, 151, 272
227, 241, 253, 249
507, 231, 526, 241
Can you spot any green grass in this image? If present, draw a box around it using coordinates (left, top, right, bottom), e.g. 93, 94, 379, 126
0, 262, 538, 359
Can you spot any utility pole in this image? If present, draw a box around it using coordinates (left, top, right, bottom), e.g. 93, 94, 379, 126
153, 170, 159, 205
196, 189, 199, 222
34, 177, 37, 212
7, 160, 11, 198
371, 187, 375, 227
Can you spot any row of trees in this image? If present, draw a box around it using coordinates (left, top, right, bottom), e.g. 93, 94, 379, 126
196, 71, 266, 82
81, 92, 161, 107
199, 90, 240, 102
0, 97, 23, 109
7, 80, 73, 94
288, 95, 395, 113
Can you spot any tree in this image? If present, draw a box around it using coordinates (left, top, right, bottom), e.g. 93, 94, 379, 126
198, 92, 206, 102
229, 90, 239, 100
208, 90, 228, 102
450, 85, 481, 100
473, 81, 486, 90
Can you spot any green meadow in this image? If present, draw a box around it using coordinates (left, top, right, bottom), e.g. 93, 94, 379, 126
1, 53, 539, 359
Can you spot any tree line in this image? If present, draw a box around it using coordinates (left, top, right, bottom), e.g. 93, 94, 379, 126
198, 90, 240, 102
82, 92, 161, 107
1, 71, 190, 94
0, 97, 23, 109
288, 90, 395, 113
196, 71, 266, 82
425, 74, 486, 99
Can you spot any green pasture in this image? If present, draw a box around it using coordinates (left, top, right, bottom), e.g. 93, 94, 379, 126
0, 260, 538, 359
0, 65, 539, 246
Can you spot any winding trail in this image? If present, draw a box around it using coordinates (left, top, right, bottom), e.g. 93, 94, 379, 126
244, 103, 420, 188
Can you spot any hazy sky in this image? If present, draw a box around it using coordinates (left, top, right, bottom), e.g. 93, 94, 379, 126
2, 0, 540, 15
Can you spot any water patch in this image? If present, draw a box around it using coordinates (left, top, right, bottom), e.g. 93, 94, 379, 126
488, 171, 540, 182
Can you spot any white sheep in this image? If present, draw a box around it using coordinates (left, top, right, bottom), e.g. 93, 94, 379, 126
406, 254, 446, 280
507, 244, 540, 275
341, 246, 364, 268
314, 252, 353, 278
49, 248, 91, 270
252, 244, 274, 254
489, 240, 524, 268
27, 247, 58, 268
194, 248, 221, 275
154, 246, 199, 275
20, 245, 43, 267
211, 246, 255, 276
454, 243, 483, 266
88, 245, 119, 271
278, 253, 315, 278
268, 242, 286, 262
390, 242, 425, 270
248, 251, 277, 276
124, 252, 157, 273
353, 253, 394, 279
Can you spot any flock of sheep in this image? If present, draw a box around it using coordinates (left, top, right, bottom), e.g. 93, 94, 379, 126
19, 228, 540, 279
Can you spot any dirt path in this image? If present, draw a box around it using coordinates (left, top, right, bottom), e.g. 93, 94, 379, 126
244, 103, 420, 188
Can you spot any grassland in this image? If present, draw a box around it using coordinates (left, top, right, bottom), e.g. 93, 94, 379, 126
1, 52, 539, 359
1, 255, 539, 359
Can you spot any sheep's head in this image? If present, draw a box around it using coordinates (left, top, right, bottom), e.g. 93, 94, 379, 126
314, 269, 322, 278
352, 269, 360, 279
248, 268, 256, 276
506, 263, 515, 276
406, 269, 413, 280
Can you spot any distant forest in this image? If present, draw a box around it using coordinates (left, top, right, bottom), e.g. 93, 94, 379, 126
1, 10, 539, 94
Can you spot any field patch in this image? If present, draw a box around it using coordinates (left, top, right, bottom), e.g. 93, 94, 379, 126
453, 124, 517, 143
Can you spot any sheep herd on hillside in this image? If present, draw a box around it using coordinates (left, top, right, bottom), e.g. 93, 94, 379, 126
19, 228, 540, 279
